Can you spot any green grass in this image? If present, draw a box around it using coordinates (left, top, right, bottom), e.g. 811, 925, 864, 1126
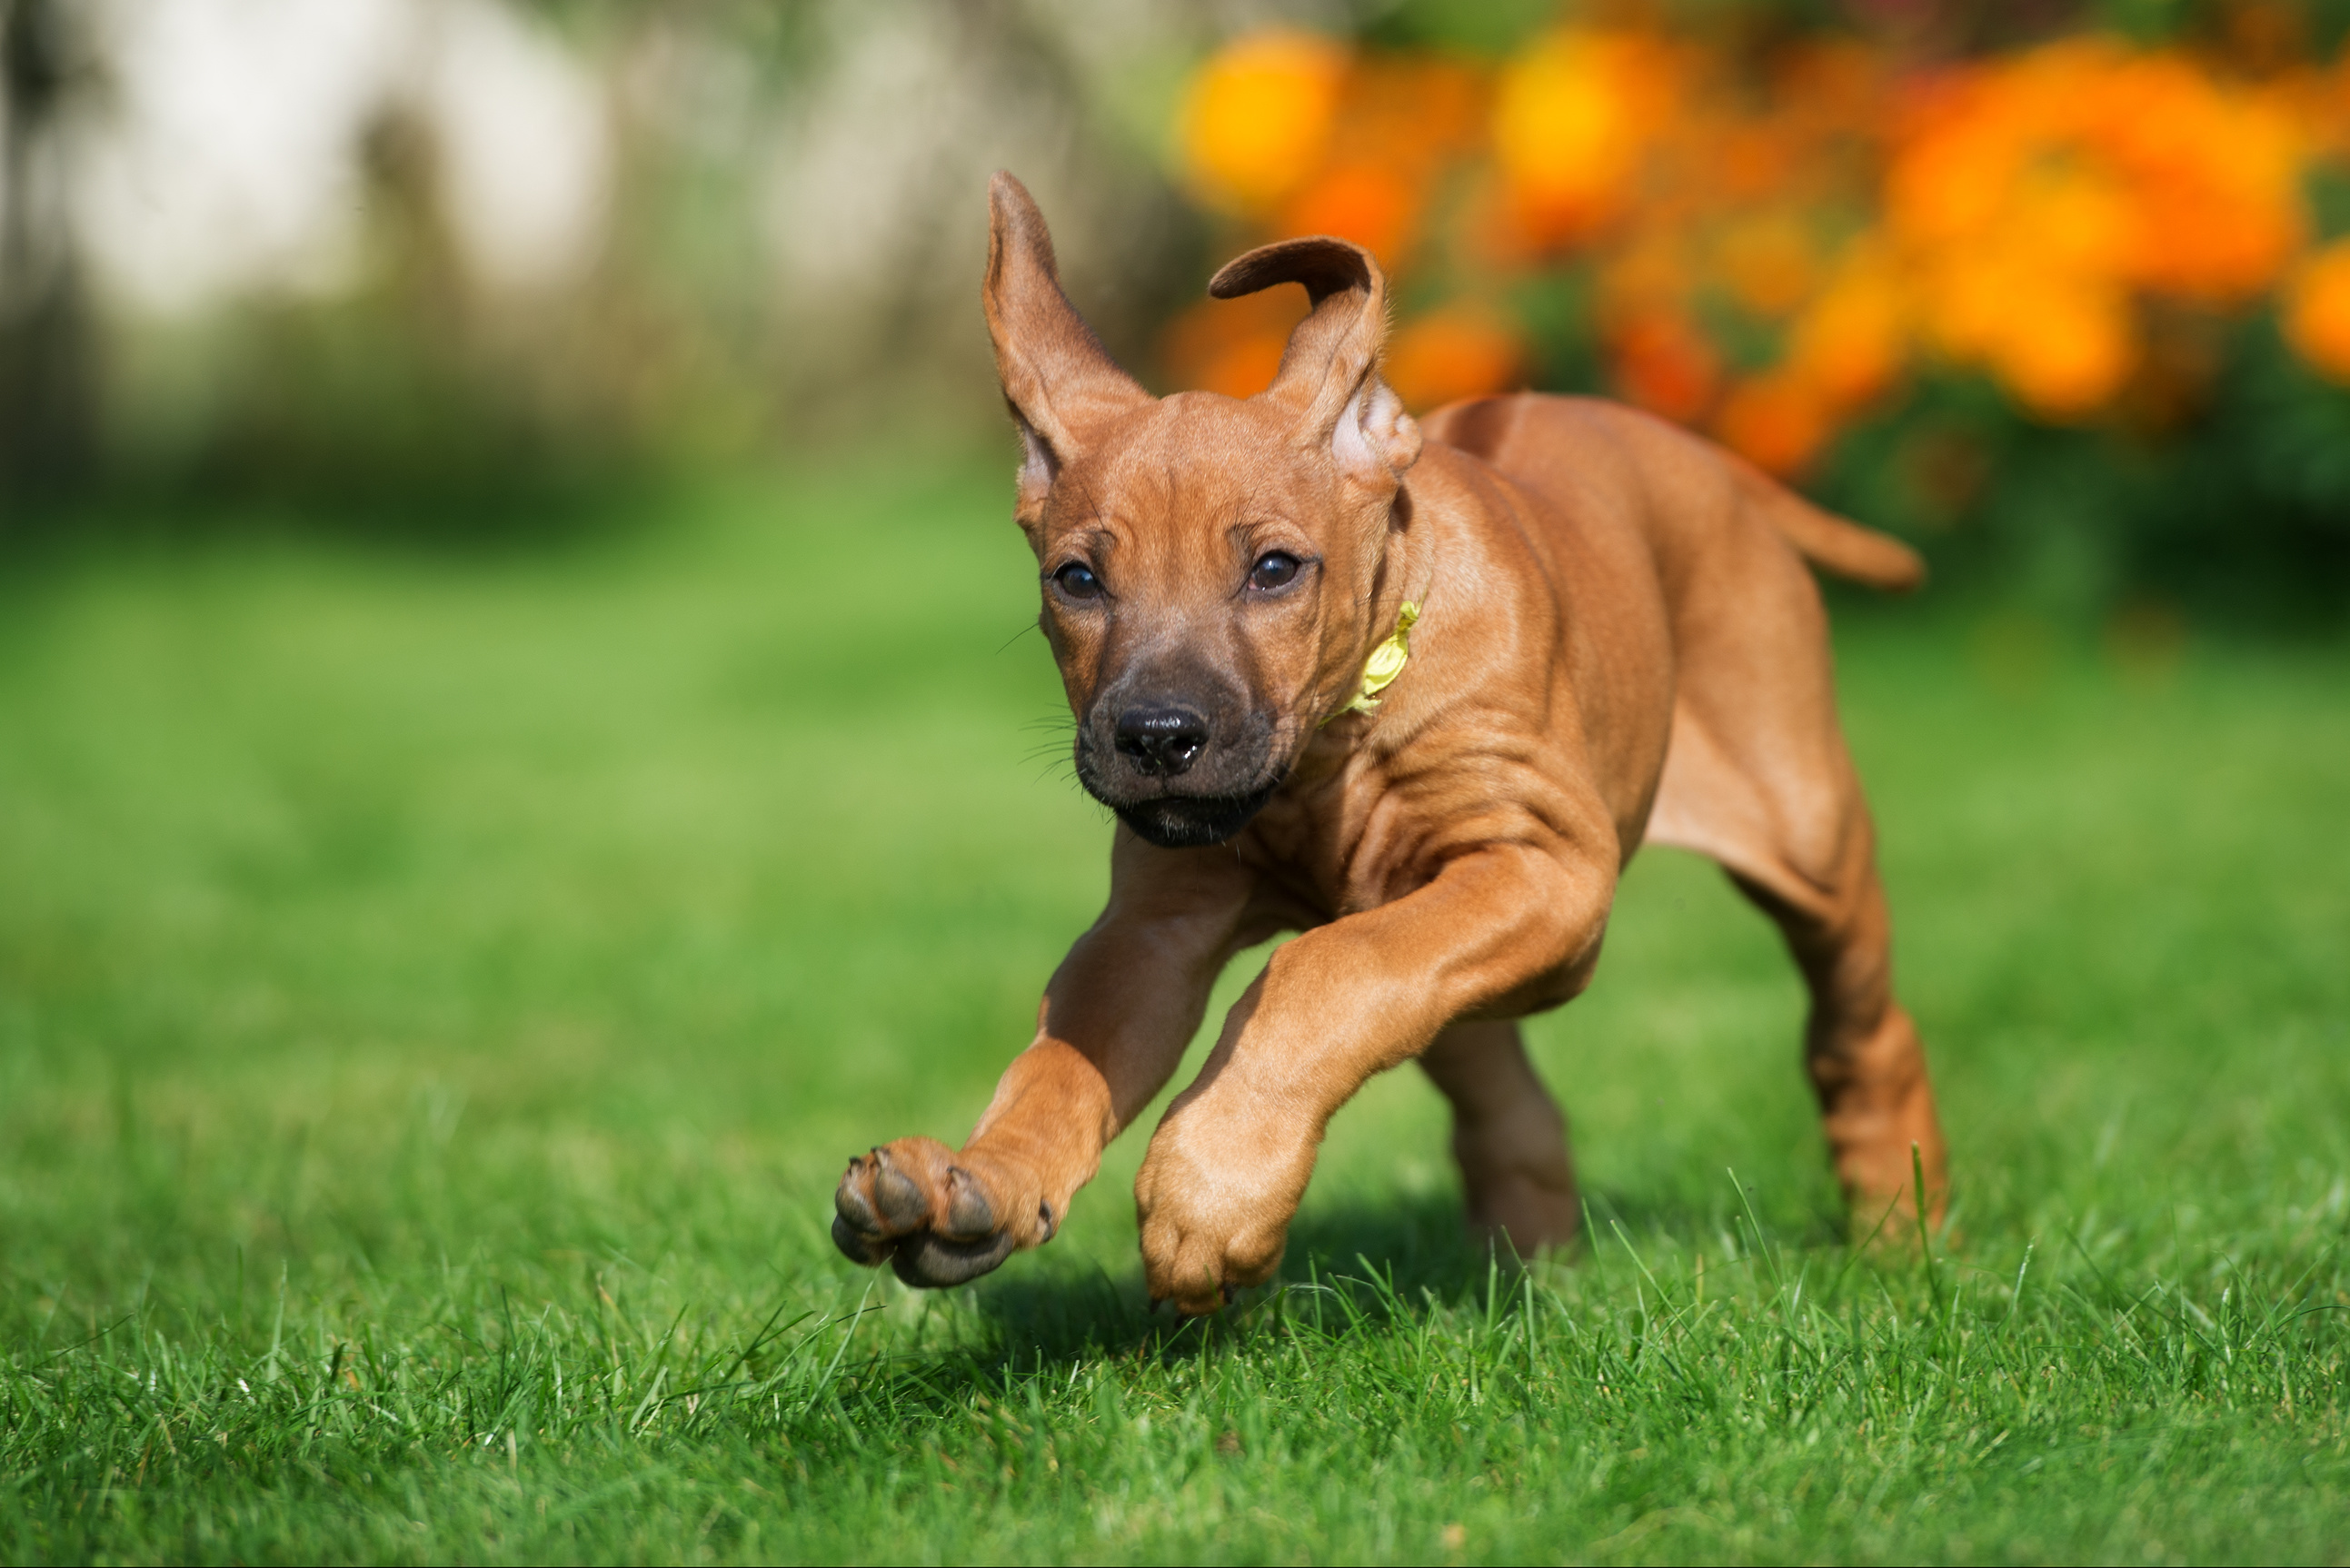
3, 458, 2347, 1564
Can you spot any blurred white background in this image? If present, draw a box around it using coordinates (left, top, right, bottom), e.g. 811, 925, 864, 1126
1, 0, 1361, 503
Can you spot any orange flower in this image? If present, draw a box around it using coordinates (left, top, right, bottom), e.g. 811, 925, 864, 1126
1282, 161, 1421, 263
1195, 335, 1290, 400
1887, 71, 2031, 249
1180, 32, 1350, 215
1890, 41, 2303, 333
1607, 312, 1720, 422
1384, 307, 1524, 412
2087, 54, 2304, 302
2283, 240, 2350, 382
1161, 289, 1308, 398
1718, 214, 1817, 317
1492, 30, 1679, 248
1878, 38, 2296, 420
1788, 253, 1908, 411
1770, 38, 1887, 140
1718, 371, 1829, 476
1597, 233, 1694, 321
1715, 124, 1800, 204
1346, 58, 1488, 164
1170, 21, 2333, 439
1985, 280, 2139, 420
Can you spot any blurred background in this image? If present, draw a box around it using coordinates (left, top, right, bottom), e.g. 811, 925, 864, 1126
5, 0, 2350, 619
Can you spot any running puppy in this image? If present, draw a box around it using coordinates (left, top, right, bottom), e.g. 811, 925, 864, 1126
831, 174, 1948, 1314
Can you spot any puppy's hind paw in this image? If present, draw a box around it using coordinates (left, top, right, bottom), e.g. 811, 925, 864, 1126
830, 1138, 1038, 1288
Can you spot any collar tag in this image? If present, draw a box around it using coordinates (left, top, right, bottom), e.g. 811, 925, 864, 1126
1328, 600, 1420, 723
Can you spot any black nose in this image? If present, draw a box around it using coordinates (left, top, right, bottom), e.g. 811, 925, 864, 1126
1113, 706, 1210, 778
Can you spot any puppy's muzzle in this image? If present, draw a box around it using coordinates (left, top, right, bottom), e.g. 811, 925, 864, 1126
1113, 705, 1209, 778
1077, 679, 1280, 848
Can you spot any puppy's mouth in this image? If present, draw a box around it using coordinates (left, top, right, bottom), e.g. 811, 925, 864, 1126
1073, 735, 1286, 849
1109, 779, 1283, 849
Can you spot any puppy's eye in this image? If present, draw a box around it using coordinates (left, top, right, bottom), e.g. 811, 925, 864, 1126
1053, 561, 1102, 600
1250, 551, 1301, 591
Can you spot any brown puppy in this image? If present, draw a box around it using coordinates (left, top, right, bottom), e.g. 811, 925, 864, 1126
831, 174, 1947, 1314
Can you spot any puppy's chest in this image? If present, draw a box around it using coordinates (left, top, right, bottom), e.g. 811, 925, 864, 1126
1238, 746, 1422, 925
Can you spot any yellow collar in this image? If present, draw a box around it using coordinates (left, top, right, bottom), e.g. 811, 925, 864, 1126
1328, 600, 1420, 723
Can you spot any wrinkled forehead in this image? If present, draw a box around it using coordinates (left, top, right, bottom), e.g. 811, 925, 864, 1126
1041, 392, 1325, 542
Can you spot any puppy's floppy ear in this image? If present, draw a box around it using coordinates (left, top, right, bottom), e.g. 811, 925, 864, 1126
983, 172, 1150, 521
1210, 235, 1421, 489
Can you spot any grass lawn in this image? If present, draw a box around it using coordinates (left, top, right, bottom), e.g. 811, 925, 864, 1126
3, 455, 2347, 1565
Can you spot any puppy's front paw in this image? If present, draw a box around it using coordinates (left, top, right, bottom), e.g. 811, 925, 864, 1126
831, 1138, 1051, 1288
1133, 1118, 1311, 1315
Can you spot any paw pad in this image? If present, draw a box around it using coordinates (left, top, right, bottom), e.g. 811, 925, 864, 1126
830, 1144, 1024, 1287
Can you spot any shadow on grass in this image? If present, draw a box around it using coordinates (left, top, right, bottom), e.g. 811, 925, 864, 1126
954, 1178, 1848, 1375
956, 1189, 1485, 1365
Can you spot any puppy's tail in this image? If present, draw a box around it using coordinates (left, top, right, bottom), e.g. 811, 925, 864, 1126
1742, 468, 1927, 593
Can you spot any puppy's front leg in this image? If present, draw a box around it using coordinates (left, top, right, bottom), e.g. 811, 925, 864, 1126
1135, 842, 1610, 1313
832, 834, 1253, 1287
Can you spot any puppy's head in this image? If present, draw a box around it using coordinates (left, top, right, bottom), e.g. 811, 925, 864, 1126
984, 173, 1423, 849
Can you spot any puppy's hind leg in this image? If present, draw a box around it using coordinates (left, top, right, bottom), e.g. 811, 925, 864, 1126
1642, 467, 1948, 1231
1728, 818, 1947, 1232
1419, 1019, 1579, 1257
1649, 712, 1949, 1230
